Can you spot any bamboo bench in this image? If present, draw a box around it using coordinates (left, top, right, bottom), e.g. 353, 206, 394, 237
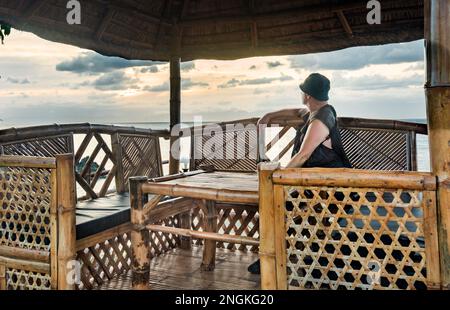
0, 124, 193, 290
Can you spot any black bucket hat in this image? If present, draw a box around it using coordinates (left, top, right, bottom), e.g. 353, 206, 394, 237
299, 73, 330, 101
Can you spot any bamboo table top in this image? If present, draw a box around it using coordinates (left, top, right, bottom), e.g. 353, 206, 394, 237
142, 171, 259, 204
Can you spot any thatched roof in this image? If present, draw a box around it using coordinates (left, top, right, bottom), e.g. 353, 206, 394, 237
0, 0, 424, 61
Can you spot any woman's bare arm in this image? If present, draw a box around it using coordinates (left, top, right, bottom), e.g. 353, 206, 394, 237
286, 119, 330, 168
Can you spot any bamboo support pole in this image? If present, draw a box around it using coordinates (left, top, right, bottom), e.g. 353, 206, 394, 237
425, 0, 450, 289
259, 162, 280, 290
169, 28, 181, 175
423, 191, 441, 289
201, 200, 218, 271
273, 184, 287, 290
130, 176, 151, 290
56, 154, 76, 290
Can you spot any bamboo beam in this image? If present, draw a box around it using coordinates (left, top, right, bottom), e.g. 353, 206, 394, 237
141, 182, 259, 204
146, 225, 259, 246
336, 10, 353, 37
180, 0, 370, 27
0, 155, 56, 169
0, 256, 50, 274
56, 154, 76, 290
0, 246, 49, 263
95, 8, 115, 41
258, 162, 280, 290
424, 0, 450, 290
272, 168, 437, 191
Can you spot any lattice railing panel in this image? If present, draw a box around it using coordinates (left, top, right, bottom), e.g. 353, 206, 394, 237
6, 268, 51, 290
191, 206, 259, 252
74, 133, 116, 200
191, 124, 258, 172
0, 167, 52, 251
284, 186, 428, 290
76, 217, 180, 290
0, 134, 73, 157
115, 134, 162, 192
340, 128, 410, 171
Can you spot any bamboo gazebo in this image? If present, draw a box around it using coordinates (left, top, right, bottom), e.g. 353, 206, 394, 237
0, 0, 448, 290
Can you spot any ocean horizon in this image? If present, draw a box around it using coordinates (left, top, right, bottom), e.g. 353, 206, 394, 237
0, 118, 430, 173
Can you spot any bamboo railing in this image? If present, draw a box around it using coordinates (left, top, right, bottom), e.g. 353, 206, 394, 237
0, 123, 169, 200
0, 155, 75, 289
259, 164, 441, 290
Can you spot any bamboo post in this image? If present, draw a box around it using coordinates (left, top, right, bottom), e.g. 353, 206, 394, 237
425, 0, 450, 289
130, 176, 150, 290
0, 264, 5, 290
201, 200, 218, 271
169, 27, 181, 175
56, 154, 76, 290
111, 133, 126, 193
258, 162, 280, 290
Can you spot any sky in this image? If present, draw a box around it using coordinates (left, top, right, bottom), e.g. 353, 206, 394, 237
0, 29, 426, 127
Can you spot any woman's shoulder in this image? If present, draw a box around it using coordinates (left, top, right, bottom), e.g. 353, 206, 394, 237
310, 105, 337, 129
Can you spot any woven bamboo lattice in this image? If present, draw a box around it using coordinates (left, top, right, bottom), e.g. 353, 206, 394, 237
112, 133, 163, 193
5, 268, 51, 290
0, 167, 53, 289
190, 123, 258, 172
0, 134, 73, 157
77, 217, 180, 290
191, 205, 259, 252
284, 186, 429, 290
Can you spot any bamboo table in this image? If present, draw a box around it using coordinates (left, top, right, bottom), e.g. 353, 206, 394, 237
139, 171, 259, 274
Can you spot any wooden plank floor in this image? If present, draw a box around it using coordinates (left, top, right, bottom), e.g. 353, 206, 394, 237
99, 246, 261, 290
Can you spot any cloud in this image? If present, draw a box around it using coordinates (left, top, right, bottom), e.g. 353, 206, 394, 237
6, 77, 30, 84
181, 61, 195, 72
218, 74, 294, 88
182, 78, 209, 90
332, 73, 423, 91
140, 65, 159, 73
82, 71, 140, 91
289, 40, 424, 71
56, 52, 163, 75
267, 61, 282, 68
144, 78, 209, 92
143, 82, 170, 92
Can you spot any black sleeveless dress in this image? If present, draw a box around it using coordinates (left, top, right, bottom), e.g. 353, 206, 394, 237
291, 105, 352, 168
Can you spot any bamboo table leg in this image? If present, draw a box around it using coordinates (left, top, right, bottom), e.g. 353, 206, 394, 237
130, 177, 162, 290
201, 200, 218, 271
179, 211, 192, 250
